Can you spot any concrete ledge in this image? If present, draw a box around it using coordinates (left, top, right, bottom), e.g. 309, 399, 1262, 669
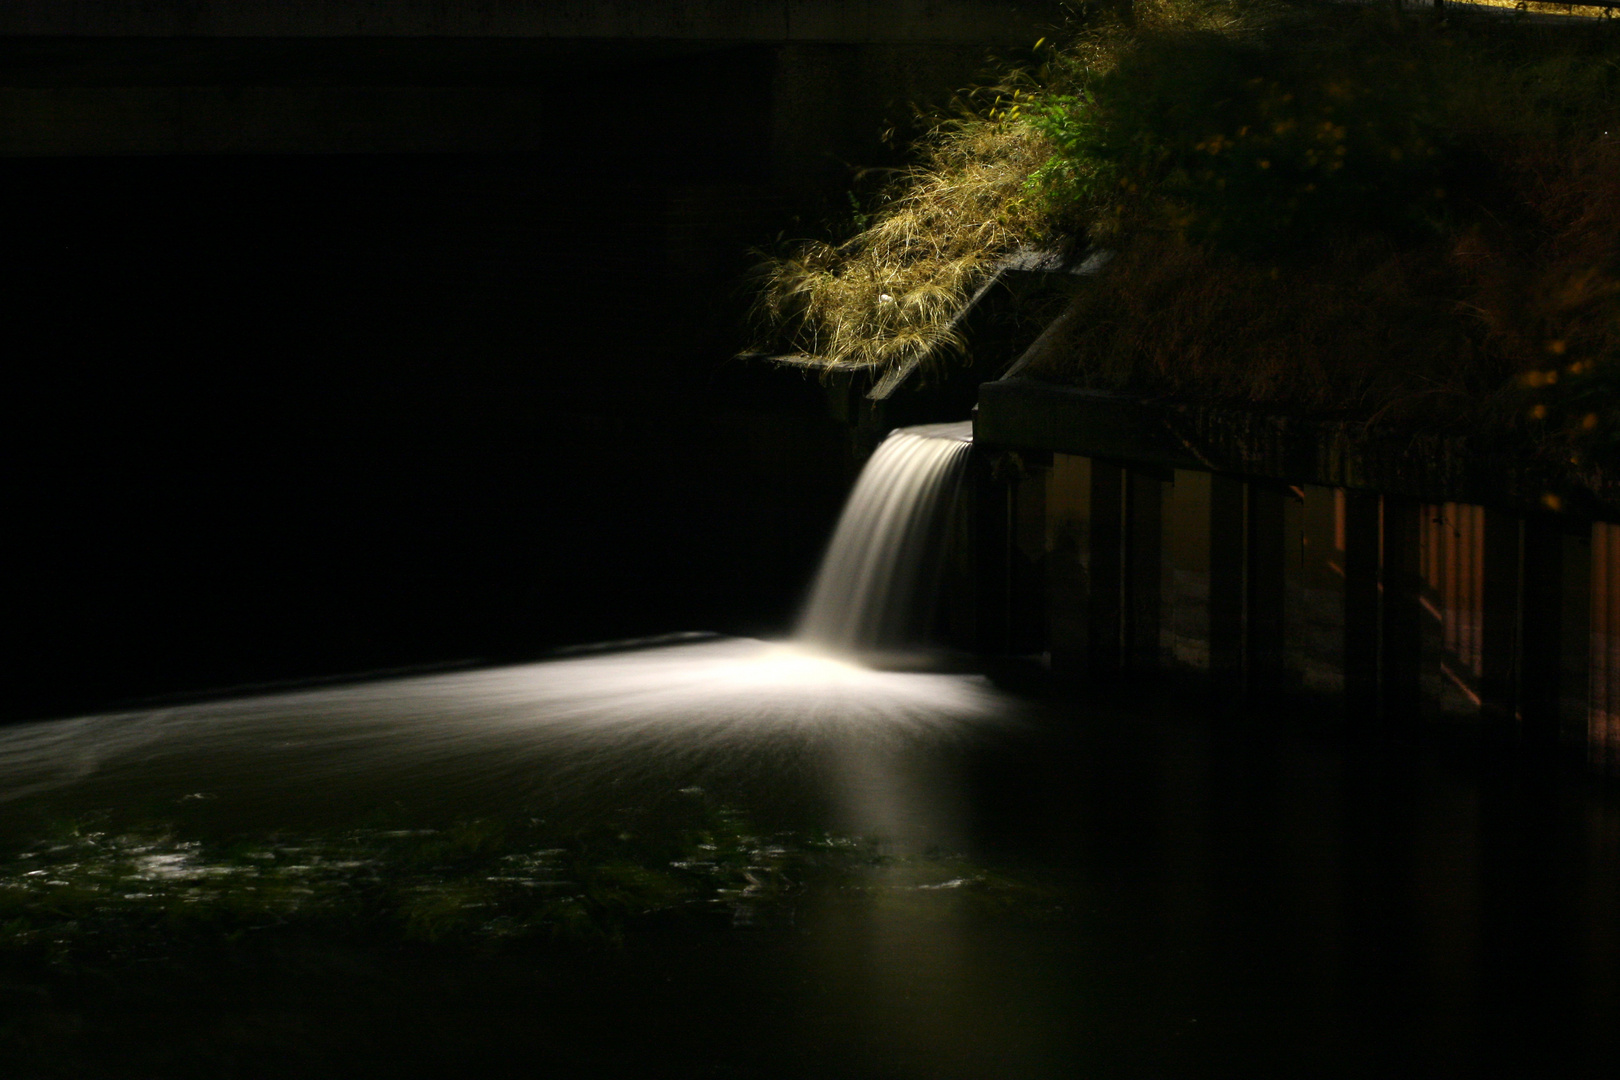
974, 378, 1205, 472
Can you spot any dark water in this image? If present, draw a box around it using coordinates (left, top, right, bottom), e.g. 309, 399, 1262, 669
2, 638, 1616, 1078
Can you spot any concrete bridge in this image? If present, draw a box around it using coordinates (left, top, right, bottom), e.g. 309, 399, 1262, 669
0, 1, 1058, 41
0, 0, 1065, 170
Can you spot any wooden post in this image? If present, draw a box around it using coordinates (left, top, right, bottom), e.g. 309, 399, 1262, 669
1044, 454, 1091, 679
1343, 492, 1381, 722
1164, 469, 1214, 673
1088, 461, 1124, 676
1293, 485, 1345, 698
1381, 498, 1424, 732
1125, 468, 1164, 673
1010, 455, 1050, 655
973, 455, 1010, 656
1591, 524, 1620, 770
1247, 484, 1288, 697
1520, 516, 1567, 749
1208, 474, 1245, 691
1480, 508, 1521, 737
1559, 527, 1592, 751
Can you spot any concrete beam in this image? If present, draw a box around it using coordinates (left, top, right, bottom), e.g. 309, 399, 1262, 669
974, 378, 1207, 472
0, 1, 1062, 43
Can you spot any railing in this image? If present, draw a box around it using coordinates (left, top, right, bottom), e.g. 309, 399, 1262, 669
970, 382, 1620, 773
1418, 0, 1620, 15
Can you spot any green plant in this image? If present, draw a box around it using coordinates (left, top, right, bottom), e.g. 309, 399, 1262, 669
1027, 28, 1457, 247
746, 0, 1620, 464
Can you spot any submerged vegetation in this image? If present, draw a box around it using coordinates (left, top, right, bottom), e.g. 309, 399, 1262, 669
748, 0, 1620, 462
0, 801, 1055, 964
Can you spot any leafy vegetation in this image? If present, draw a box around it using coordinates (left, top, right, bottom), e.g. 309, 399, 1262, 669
748, 0, 1620, 462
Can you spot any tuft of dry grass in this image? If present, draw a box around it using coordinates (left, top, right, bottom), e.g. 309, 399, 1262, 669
747, 118, 1055, 374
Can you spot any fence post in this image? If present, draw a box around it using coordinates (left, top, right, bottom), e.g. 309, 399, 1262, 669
973, 455, 1010, 655
1010, 454, 1050, 655
1126, 468, 1165, 674
1480, 509, 1521, 737
1382, 498, 1425, 733
1343, 492, 1382, 723
1088, 461, 1125, 676
1045, 455, 1091, 679
1208, 474, 1246, 692
1521, 515, 1568, 749
1248, 484, 1288, 697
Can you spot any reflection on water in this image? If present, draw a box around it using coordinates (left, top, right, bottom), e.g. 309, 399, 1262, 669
0, 637, 1012, 840
2, 638, 1619, 1078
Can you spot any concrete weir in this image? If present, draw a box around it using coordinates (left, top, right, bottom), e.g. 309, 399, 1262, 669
972, 376, 1620, 771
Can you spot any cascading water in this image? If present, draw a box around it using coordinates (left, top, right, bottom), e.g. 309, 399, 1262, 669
796, 421, 973, 653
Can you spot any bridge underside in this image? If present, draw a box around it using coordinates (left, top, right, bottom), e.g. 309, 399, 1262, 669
0, 37, 991, 199
0, 1, 1063, 170
0, 0, 1060, 41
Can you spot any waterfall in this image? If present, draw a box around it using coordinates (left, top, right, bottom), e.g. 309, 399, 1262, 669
796, 421, 973, 653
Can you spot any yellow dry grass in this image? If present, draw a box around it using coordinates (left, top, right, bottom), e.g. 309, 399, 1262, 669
748, 121, 1052, 373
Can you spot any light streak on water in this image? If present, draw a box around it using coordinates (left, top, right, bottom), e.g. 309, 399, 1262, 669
0, 637, 1019, 838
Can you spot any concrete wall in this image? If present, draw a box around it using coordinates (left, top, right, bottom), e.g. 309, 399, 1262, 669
0, 0, 1062, 41
0, 3, 1057, 176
